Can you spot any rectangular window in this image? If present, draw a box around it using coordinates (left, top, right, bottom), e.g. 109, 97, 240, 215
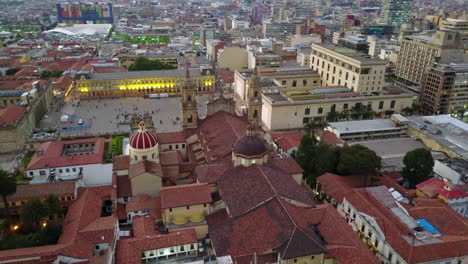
390, 100, 396, 109
142, 156, 147, 160
175, 145, 179, 149
378, 101, 384, 110
303, 80, 307, 86
182, 144, 186, 148
318, 106, 323, 114
305, 107, 310, 115
29, 171, 34, 176
388, 252, 393, 261
66, 168, 70, 173
39, 170, 46, 176
343, 103, 348, 110
169, 145, 173, 150
186, 206, 190, 210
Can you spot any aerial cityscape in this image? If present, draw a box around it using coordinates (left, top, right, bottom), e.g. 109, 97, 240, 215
0, 0, 466, 263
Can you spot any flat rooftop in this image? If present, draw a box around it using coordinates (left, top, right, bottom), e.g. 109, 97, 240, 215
87, 68, 204, 81
314, 43, 388, 65
329, 119, 397, 134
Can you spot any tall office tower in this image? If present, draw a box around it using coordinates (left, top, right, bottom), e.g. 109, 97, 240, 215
419, 63, 468, 117
396, 31, 463, 86
380, 0, 413, 28
278, 1, 287, 22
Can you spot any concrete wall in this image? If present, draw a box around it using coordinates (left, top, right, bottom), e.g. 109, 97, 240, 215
218, 47, 248, 70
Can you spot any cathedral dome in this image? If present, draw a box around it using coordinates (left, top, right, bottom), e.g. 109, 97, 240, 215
130, 122, 158, 149
233, 126, 267, 158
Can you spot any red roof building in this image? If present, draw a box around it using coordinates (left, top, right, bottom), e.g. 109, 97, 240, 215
160, 183, 212, 209
0, 185, 118, 264
270, 131, 304, 154
0, 104, 25, 127
27, 138, 105, 170
343, 186, 468, 264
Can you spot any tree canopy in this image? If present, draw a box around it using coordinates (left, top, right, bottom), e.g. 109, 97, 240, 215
129, 57, 177, 71
402, 148, 434, 188
336, 145, 382, 176
295, 134, 340, 186
20, 198, 48, 230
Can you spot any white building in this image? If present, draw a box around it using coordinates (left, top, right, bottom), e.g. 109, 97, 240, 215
26, 138, 113, 186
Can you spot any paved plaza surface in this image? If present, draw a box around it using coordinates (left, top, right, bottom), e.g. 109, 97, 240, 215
39, 95, 209, 137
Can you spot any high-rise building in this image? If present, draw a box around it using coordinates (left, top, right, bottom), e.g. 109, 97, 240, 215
380, 0, 413, 28
262, 20, 302, 40
396, 31, 463, 85
419, 63, 468, 118
56, 2, 113, 24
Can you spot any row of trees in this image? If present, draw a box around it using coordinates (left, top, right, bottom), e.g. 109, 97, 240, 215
40, 70, 64, 79
0, 169, 63, 229
295, 121, 434, 188
129, 57, 177, 71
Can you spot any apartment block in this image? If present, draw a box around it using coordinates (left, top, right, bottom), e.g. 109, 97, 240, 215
396, 31, 463, 85
419, 63, 468, 118
310, 44, 388, 93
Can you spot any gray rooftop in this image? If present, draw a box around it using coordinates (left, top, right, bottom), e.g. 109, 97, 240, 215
329, 119, 397, 134
314, 43, 388, 65
88, 68, 203, 80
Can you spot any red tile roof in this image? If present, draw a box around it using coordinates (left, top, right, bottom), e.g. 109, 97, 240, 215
116, 224, 197, 264
269, 157, 304, 174
26, 138, 105, 170
117, 175, 132, 198
218, 165, 315, 216
113, 155, 130, 171
344, 186, 468, 264
270, 131, 304, 152
126, 195, 161, 220
218, 69, 235, 83
160, 183, 212, 209
317, 173, 365, 203
159, 150, 180, 166
157, 131, 186, 144
52, 75, 73, 91
0, 185, 118, 263
416, 177, 468, 199
316, 130, 345, 146
210, 198, 379, 263
7, 181, 76, 202
192, 111, 251, 162
195, 163, 231, 184
128, 160, 163, 179
0, 104, 25, 126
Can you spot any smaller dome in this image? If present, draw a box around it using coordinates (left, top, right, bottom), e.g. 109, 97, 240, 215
130, 122, 157, 149
233, 126, 267, 157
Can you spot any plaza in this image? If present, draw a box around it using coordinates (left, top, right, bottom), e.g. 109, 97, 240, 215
38, 95, 209, 138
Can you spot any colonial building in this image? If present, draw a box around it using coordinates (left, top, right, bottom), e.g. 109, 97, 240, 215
74, 67, 215, 98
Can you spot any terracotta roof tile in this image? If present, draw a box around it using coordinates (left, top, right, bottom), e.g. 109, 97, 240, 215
218, 165, 315, 216
157, 131, 186, 144
317, 173, 365, 203
195, 163, 231, 184
269, 157, 304, 174
116, 226, 197, 264
128, 160, 163, 179
159, 151, 180, 166
113, 155, 130, 171
0, 104, 25, 126
7, 181, 75, 202
116, 175, 132, 197
160, 183, 212, 208
26, 138, 105, 170
270, 131, 304, 152
416, 177, 468, 199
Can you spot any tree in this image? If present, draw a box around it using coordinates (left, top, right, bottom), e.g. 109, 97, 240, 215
326, 111, 339, 122
129, 57, 177, 71
20, 198, 47, 230
336, 145, 381, 186
304, 119, 329, 136
402, 148, 434, 188
0, 170, 16, 223
5, 68, 19, 76
295, 134, 340, 186
44, 195, 62, 219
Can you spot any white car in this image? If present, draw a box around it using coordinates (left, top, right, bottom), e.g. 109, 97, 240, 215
78, 119, 84, 125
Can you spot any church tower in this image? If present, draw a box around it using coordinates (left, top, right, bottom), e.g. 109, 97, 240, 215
247, 67, 262, 125
181, 68, 198, 129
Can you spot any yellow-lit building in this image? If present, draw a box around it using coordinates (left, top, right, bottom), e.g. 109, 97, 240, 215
74, 68, 215, 98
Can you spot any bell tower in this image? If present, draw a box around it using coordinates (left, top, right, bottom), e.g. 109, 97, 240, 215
247, 67, 262, 125
181, 67, 198, 129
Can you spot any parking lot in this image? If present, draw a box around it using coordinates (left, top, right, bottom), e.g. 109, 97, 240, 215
38, 95, 209, 138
